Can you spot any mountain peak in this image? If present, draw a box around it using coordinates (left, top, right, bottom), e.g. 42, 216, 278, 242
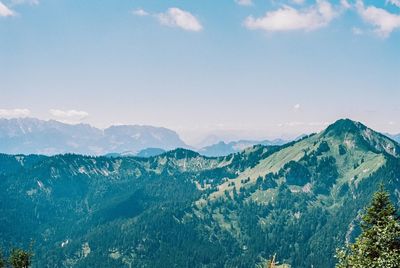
323, 118, 366, 137
321, 118, 399, 157
163, 148, 200, 159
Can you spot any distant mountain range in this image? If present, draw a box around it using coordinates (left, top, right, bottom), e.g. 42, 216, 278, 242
0, 118, 295, 157
387, 133, 400, 143
0, 119, 399, 267
1, 118, 398, 158
198, 139, 288, 157
0, 118, 187, 155
105, 148, 167, 158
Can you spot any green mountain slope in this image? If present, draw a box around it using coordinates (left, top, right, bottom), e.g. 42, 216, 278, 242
0, 119, 399, 267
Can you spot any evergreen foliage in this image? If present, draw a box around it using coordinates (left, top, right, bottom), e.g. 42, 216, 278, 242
336, 185, 400, 267
0, 246, 33, 268
9, 248, 33, 268
0, 248, 5, 268
0, 119, 399, 267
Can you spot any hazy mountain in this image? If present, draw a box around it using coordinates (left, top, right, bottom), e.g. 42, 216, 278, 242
199, 139, 288, 157
105, 148, 166, 158
195, 134, 222, 148
0, 119, 399, 267
102, 125, 186, 153
135, 148, 166, 158
386, 133, 400, 144
0, 118, 187, 155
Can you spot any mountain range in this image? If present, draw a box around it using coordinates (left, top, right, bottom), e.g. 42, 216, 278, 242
0, 118, 187, 155
387, 133, 400, 144
198, 139, 288, 157
0, 118, 294, 157
0, 119, 399, 267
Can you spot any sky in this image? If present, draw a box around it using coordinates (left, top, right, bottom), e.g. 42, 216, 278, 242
0, 0, 400, 145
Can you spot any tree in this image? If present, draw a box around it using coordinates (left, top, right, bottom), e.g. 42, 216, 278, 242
9, 248, 33, 268
336, 184, 400, 268
0, 248, 5, 268
267, 254, 276, 268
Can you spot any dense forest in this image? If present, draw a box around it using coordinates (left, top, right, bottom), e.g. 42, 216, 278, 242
0, 119, 399, 267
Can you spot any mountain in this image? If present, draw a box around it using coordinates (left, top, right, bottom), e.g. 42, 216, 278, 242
105, 148, 166, 158
0, 118, 187, 155
199, 139, 288, 157
135, 148, 166, 158
386, 133, 400, 144
0, 119, 399, 267
195, 134, 222, 148
103, 125, 186, 153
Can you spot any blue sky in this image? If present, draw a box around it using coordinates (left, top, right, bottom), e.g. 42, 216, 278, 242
1, 0, 399, 144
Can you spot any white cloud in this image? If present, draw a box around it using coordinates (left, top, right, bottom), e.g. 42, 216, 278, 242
340, 0, 351, 10
244, 0, 338, 32
278, 121, 305, 127
292, 0, 306, 5
0, 108, 30, 117
10, 0, 39, 6
235, 0, 253, 6
132, 8, 149, 17
308, 121, 329, 126
278, 121, 329, 127
157, 8, 203, 32
356, 0, 400, 37
387, 0, 400, 8
49, 109, 89, 121
294, 104, 301, 110
0, 1, 14, 17
352, 26, 363, 35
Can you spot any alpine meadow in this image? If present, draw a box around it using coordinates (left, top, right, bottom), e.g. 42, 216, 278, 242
0, 0, 399, 267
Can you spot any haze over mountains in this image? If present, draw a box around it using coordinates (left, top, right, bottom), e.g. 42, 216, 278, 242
0, 118, 296, 157
0, 118, 399, 267
0, 118, 187, 155
387, 133, 400, 144
1, 117, 399, 158
198, 139, 288, 157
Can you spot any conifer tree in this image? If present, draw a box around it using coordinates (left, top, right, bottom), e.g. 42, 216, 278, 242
9, 248, 33, 268
267, 254, 276, 268
0, 248, 5, 268
336, 184, 400, 267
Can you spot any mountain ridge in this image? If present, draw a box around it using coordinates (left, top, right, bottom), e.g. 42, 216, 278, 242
0, 118, 399, 267
198, 138, 289, 157
0, 117, 188, 155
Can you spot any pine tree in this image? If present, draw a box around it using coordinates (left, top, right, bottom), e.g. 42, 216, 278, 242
9, 248, 33, 268
267, 254, 276, 268
0, 248, 5, 268
336, 184, 400, 268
